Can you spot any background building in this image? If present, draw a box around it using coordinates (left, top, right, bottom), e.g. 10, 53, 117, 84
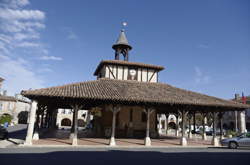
223, 94, 250, 132
56, 109, 90, 129
0, 77, 31, 125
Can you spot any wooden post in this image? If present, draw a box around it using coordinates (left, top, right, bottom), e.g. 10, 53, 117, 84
24, 101, 38, 145
144, 108, 154, 146
187, 112, 192, 138
70, 109, 76, 139
193, 112, 196, 135
33, 108, 40, 140
202, 112, 207, 140
40, 109, 44, 128
218, 112, 224, 140
109, 105, 120, 146
165, 113, 169, 135
212, 112, 219, 146
180, 110, 187, 146
175, 114, 179, 137
72, 105, 80, 146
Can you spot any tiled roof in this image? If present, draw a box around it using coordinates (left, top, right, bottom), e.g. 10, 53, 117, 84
21, 79, 249, 109
94, 60, 165, 75
0, 95, 16, 102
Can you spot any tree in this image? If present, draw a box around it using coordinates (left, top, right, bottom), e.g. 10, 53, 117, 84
0, 114, 13, 125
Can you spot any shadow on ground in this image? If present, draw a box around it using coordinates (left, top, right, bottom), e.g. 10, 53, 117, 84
0, 150, 250, 165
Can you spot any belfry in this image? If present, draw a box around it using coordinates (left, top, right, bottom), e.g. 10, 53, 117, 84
21, 28, 249, 147
112, 29, 132, 61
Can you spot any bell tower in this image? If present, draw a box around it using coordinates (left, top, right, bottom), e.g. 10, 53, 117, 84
112, 29, 132, 61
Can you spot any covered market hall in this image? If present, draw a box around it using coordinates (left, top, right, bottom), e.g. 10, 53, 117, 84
21, 29, 249, 147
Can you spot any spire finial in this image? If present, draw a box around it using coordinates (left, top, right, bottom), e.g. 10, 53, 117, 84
112, 22, 132, 61
122, 22, 127, 31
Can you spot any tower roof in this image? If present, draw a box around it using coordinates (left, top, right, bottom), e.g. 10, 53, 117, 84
112, 29, 132, 50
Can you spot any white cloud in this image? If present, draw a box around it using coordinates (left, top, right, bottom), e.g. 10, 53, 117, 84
62, 27, 78, 40
14, 32, 40, 41
0, 0, 30, 9
194, 66, 211, 84
0, 0, 52, 95
0, 55, 44, 95
40, 56, 63, 61
197, 44, 209, 49
67, 31, 77, 40
16, 41, 40, 47
0, 9, 45, 20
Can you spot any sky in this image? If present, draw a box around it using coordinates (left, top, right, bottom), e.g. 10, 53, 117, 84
0, 0, 249, 99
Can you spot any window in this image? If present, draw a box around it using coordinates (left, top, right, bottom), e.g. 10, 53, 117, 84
141, 111, 147, 122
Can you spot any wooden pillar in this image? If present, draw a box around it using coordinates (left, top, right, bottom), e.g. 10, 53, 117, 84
109, 105, 120, 146
72, 105, 80, 146
187, 112, 192, 138
44, 109, 49, 128
218, 112, 224, 140
144, 108, 154, 146
212, 112, 219, 146
40, 109, 44, 128
33, 108, 40, 140
235, 111, 238, 132
193, 112, 196, 134
24, 101, 38, 145
175, 114, 179, 137
180, 110, 187, 146
165, 113, 169, 135
70, 109, 76, 139
202, 112, 207, 140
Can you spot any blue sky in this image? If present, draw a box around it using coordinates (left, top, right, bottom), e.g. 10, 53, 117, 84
0, 0, 249, 99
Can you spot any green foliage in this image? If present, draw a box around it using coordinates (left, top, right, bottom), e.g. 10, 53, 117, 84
226, 130, 238, 137
0, 114, 13, 124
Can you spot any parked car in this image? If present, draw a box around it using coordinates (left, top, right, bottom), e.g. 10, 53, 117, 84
0, 125, 8, 140
220, 132, 250, 149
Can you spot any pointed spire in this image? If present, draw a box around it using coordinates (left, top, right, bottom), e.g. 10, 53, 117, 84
112, 29, 132, 50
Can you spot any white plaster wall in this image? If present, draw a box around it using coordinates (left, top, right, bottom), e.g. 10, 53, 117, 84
105, 66, 109, 78
117, 66, 123, 79
124, 67, 128, 80
112, 65, 116, 79
142, 69, 147, 82
137, 69, 141, 81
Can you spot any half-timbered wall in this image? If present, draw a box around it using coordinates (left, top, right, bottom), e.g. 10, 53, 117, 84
99, 64, 158, 82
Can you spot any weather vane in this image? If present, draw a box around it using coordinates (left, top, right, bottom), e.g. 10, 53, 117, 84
122, 22, 127, 31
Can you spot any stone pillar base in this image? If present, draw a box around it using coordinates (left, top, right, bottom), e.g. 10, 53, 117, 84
69, 133, 74, 139
109, 137, 116, 146
212, 137, 219, 146
144, 137, 151, 146
188, 132, 192, 138
23, 140, 32, 146
180, 137, 187, 146
202, 133, 207, 140
33, 132, 39, 140
72, 137, 78, 146
175, 131, 179, 137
